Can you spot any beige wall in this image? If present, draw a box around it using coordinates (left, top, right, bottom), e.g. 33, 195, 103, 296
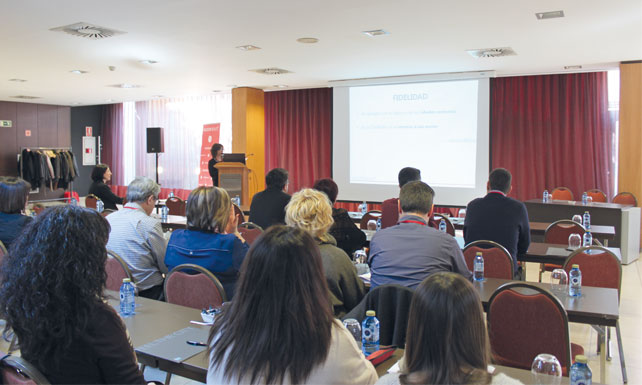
232, 87, 265, 200
618, 61, 642, 247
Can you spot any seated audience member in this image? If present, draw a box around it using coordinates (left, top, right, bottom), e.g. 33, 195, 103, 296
88, 163, 124, 211
165, 186, 249, 298
0, 205, 146, 384
376, 273, 522, 385
249, 168, 291, 229
208, 143, 224, 187
464, 168, 530, 279
285, 189, 366, 318
313, 178, 366, 256
381, 167, 421, 229
369, 181, 471, 289
106, 176, 167, 300
0, 176, 33, 249
207, 226, 377, 384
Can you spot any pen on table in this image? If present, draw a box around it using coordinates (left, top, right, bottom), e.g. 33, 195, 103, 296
186, 340, 207, 346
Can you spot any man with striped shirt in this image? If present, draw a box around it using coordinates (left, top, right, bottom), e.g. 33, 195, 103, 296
106, 176, 168, 300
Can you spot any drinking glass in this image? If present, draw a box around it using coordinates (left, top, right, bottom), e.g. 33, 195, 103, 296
367, 219, 377, 230
531, 354, 562, 384
342, 318, 362, 347
550, 269, 568, 294
568, 233, 582, 250
572, 214, 583, 224
353, 249, 367, 264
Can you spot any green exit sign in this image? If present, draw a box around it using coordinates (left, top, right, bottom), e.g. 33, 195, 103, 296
0, 120, 12, 127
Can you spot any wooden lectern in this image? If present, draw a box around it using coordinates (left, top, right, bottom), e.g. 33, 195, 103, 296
215, 162, 249, 206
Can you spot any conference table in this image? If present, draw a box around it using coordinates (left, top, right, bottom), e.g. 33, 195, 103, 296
105, 293, 210, 382
160, 214, 188, 230
521, 242, 621, 265
447, 216, 616, 243
524, 199, 640, 264
107, 273, 618, 384
374, 348, 604, 384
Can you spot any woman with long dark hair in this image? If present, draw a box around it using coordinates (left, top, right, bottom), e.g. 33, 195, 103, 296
0, 176, 32, 249
207, 226, 377, 384
0, 205, 146, 384
88, 163, 124, 210
376, 272, 521, 385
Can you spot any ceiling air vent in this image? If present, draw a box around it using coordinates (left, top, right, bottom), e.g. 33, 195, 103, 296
50, 22, 126, 40
249, 68, 292, 75
466, 47, 516, 58
10, 95, 41, 99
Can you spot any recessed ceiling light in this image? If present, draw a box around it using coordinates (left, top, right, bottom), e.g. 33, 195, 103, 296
8, 78, 27, 82
226, 84, 237, 88
564, 65, 583, 70
109, 83, 141, 89
139, 60, 158, 64
106, 99, 114, 102
362, 29, 389, 37
70, 70, 88, 74
236, 45, 261, 51
466, 47, 517, 58
152, 95, 165, 98
249, 68, 292, 75
71, 102, 82, 105
212, 90, 221, 93
273, 85, 288, 88
536, 10, 565, 20
296, 37, 319, 44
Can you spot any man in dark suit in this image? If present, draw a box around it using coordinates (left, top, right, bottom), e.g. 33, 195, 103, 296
464, 168, 530, 279
380, 167, 421, 229
249, 168, 291, 229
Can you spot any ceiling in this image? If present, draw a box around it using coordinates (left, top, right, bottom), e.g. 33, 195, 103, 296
1, 0, 641, 106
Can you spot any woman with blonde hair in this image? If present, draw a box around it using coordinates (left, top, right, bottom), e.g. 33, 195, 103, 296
285, 188, 366, 317
165, 186, 249, 298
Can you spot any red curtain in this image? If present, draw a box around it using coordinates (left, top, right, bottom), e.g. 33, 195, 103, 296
491, 72, 616, 201
265, 88, 333, 193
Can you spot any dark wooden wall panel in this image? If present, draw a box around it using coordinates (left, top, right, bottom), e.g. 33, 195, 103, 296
0, 102, 18, 175
16, 103, 38, 150
37, 104, 58, 146
57, 107, 71, 147
0, 101, 72, 179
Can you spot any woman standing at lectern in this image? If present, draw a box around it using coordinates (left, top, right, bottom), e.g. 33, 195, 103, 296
208, 143, 224, 186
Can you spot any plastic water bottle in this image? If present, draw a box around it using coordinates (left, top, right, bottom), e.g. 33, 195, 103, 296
119, 278, 136, 316
569, 264, 582, 297
583, 211, 591, 229
439, 219, 447, 232
570, 355, 592, 385
71, 197, 78, 206
233, 195, 241, 206
543, 190, 549, 203
161, 205, 169, 222
581, 192, 588, 205
360, 201, 368, 215
168, 191, 175, 198
583, 231, 593, 247
361, 310, 380, 356
96, 200, 104, 213
474, 252, 484, 281
376, 218, 382, 231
